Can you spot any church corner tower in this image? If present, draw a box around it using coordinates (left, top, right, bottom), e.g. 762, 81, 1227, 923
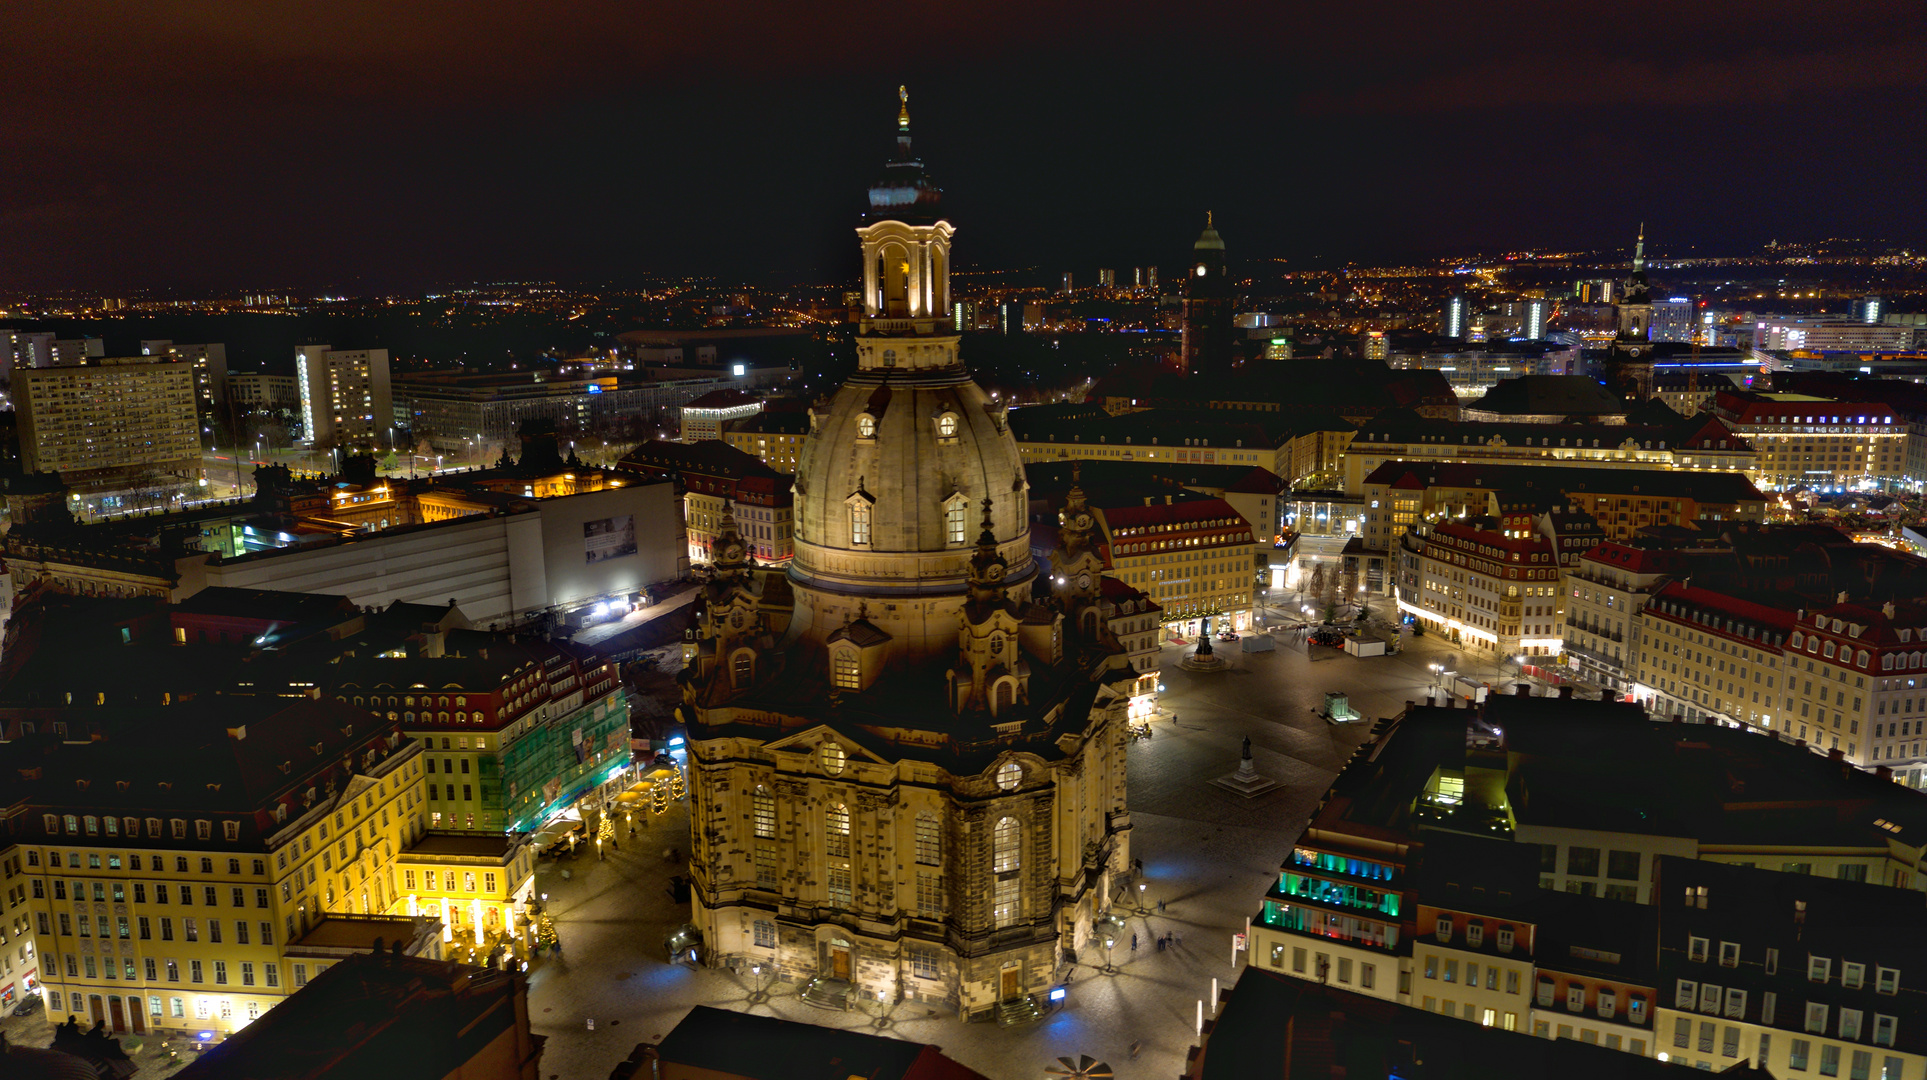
1605, 223, 1656, 405
678, 89, 1135, 1022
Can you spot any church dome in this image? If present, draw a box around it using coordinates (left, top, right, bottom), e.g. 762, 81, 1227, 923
789, 370, 1031, 597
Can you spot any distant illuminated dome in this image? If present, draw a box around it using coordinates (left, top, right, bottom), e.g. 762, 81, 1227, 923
1194, 212, 1225, 252
866, 85, 944, 225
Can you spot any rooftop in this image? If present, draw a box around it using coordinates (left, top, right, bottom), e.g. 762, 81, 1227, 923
652, 1005, 991, 1080
174, 952, 533, 1080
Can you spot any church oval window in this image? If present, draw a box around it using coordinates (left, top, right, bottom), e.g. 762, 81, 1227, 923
937, 413, 958, 438
821, 743, 848, 775
995, 762, 1021, 791
857, 415, 877, 439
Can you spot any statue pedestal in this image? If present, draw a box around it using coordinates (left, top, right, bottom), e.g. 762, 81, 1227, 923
1210, 754, 1278, 799
1180, 649, 1227, 672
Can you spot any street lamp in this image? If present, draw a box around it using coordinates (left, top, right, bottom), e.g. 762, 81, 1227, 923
1134, 881, 1150, 917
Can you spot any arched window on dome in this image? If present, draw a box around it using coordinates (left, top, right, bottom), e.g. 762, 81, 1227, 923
944, 494, 969, 545
857, 415, 877, 440
937, 413, 958, 439
850, 502, 872, 546
833, 649, 861, 690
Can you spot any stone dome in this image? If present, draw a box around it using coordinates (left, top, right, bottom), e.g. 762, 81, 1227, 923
790, 368, 1032, 597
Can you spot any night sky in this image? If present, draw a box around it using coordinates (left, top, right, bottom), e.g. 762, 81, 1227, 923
4, 1, 1923, 294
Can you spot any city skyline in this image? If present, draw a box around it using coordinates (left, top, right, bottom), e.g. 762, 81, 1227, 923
2, 2, 1924, 294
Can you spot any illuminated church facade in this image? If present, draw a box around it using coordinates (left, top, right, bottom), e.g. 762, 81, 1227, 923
677, 91, 1142, 1018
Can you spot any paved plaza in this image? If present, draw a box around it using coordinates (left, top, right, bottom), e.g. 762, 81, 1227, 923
517, 629, 1484, 1080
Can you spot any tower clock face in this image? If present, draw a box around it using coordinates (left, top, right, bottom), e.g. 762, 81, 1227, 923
1076, 572, 1092, 590
986, 564, 1005, 581
1195, 264, 1207, 277
1072, 513, 1093, 530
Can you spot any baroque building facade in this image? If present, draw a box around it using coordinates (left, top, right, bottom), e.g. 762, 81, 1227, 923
678, 92, 1139, 1019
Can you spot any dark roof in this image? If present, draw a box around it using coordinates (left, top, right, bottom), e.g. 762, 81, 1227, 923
653, 1005, 990, 1080
175, 953, 531, 1080
1359, 460, 1767, 505
1024, 458, 1284, 496
1197, 966, 1688, 1079
1467, 375, 1627, 417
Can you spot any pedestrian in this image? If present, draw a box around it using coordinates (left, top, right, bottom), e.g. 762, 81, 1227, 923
1157, 936, 1166, 952
1157, 898, 1166, 914
1131, 933, 1139, 952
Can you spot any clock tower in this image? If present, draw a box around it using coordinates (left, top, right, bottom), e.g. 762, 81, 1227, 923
1180, 213, 1236, 375
1605, 224, 1655, 405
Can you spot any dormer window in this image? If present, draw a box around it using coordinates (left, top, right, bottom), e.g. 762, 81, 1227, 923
937, 413, 959, 439
945, 495, 969, 545
857, 415, 877, 439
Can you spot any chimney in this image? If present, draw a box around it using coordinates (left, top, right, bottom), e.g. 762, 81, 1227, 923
227, 725, 247, 741
1828, 747, 1845, 762
1838, 591, 1849, 604
1876, 765, 1894, 781
1883, 601, 1897, 619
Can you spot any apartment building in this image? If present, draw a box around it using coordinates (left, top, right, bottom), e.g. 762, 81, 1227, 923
614, 439, 793, 567
142, 340, 229, 410
1030, 487, 1265, 637
14, 356, 201, 488
1247, 696, 1927, 1066
1343, 409, 1758, 495
1654, 858, 1926, 1077
1711, 390, 1906, 489
1397, 519, 1567, 657
2, 697, 429, 1039
295, 345, 392, 450
1008, 405, 1344, 485
679, 389, 763, 443
1562, 542, 1687, 698
1633, 582, 1796, 738
1359, 461, 1767, 561
722, 407, 811, 473
1098, 578, 1162, 721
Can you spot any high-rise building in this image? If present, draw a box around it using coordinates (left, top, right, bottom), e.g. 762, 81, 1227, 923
1650, 298, 1694, 343
296, 345, 393, 450
1443, 295, 1468, 339
679, 91, 1136, 1020
1362, 331, 1389, 360
1523, 298, 1549, 341
14, 356, 201, 487
1133, 267, 1145, 288
1146, 265, 1158, 292
1180, 214, 1236, 374
1854, 295, 1885, 324
143, 339, 229, 409
1059, 271, 1074, 294
1097, 268, 1115, 288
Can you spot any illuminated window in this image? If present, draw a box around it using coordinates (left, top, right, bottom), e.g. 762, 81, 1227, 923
826, 804, 850, 858
993, 816, 1021, 874
851, 502, 871, 545
857, 415, 876, 439
937, 413, 958, 438
946, 501, 967, 544
753, 788, 775, 838
832, 649, 860, 690
821, 743, 847, 775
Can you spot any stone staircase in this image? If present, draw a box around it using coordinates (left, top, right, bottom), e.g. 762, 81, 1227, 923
996, 994, 1044, 1027
799, 976, 852, 1011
